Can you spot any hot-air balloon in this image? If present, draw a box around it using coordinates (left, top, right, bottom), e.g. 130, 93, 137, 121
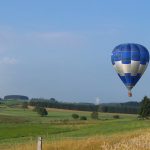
111, 43, 149, 97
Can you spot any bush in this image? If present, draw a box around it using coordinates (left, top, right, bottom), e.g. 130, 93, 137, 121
113, 115, 120, 119
91, 111, 98, 119
72, 114, 79, 119
38, 107, 48, 117
80, 116, 87, 120
34, 106, 48, 117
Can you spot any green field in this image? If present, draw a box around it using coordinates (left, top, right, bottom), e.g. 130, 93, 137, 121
0, 103, 150, 149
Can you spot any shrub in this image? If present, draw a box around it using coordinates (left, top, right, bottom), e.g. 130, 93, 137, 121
80, 116, 87, 120
38, 107, 48, 117
91, 111, 98, 119
34, 106, 48, 117
113, 115, 120, 119
72, 114, 79, 119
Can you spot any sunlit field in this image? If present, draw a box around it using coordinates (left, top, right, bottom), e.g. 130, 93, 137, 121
6, 129, 150, 150
0, 0, 150, 149
0, 105, 150, 150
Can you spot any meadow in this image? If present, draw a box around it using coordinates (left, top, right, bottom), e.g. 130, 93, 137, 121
0, 102, 150, 150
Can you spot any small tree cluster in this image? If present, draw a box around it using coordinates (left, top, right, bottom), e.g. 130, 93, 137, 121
80, 116, 87, 120
34, 106, 48, 117
72, 114, 87, 120
72, 114, 79, 119
113, 115, 120, 119
139, 96, 150, 119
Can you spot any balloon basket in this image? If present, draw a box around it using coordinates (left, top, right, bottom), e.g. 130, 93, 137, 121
128, 91, 132, 97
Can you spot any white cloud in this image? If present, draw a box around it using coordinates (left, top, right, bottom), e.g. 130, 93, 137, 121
0, 57, 18, 65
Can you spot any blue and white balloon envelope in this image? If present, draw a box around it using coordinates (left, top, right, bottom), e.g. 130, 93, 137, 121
111, 43, 149, 97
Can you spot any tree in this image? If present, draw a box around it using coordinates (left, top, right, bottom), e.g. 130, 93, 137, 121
139, 96, 150, 118
72, 114, 79, 119
80, 116, 87, 120
22, 102, 28, 110
4, 95, 29, 100
49, 98, 57, 103
101, 106, 108, 112
91, 111, 99, 119
35, 106, 48, 117
113, 115, 120, 119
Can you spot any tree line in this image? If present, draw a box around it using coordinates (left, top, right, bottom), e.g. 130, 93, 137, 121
4, 95, 29, 100
21, 96, 150, 118
29, 98, 140, 114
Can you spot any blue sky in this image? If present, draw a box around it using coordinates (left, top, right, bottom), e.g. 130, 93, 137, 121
0, 0, 150, 102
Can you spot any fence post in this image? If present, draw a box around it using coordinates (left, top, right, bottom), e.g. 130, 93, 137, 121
37, 137, 42, 150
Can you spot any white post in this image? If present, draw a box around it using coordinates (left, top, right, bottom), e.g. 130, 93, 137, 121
37, 137, 42, 150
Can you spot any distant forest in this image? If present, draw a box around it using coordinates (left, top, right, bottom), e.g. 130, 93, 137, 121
29, 98, 140, 114
1, 95, 140, 114
4, 95, 29, 100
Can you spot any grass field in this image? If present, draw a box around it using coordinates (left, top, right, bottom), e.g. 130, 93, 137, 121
0, 104, 150, 150
10, 129, 150, 150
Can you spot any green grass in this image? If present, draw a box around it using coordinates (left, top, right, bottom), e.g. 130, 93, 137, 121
1, 99, 26, 107
0, 123, 75, 140
0, 105, 149, 146
63, 119, 150, 137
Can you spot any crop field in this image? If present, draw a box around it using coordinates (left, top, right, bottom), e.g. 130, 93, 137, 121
0, 104, 150, 150
10, 130, 150, 150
